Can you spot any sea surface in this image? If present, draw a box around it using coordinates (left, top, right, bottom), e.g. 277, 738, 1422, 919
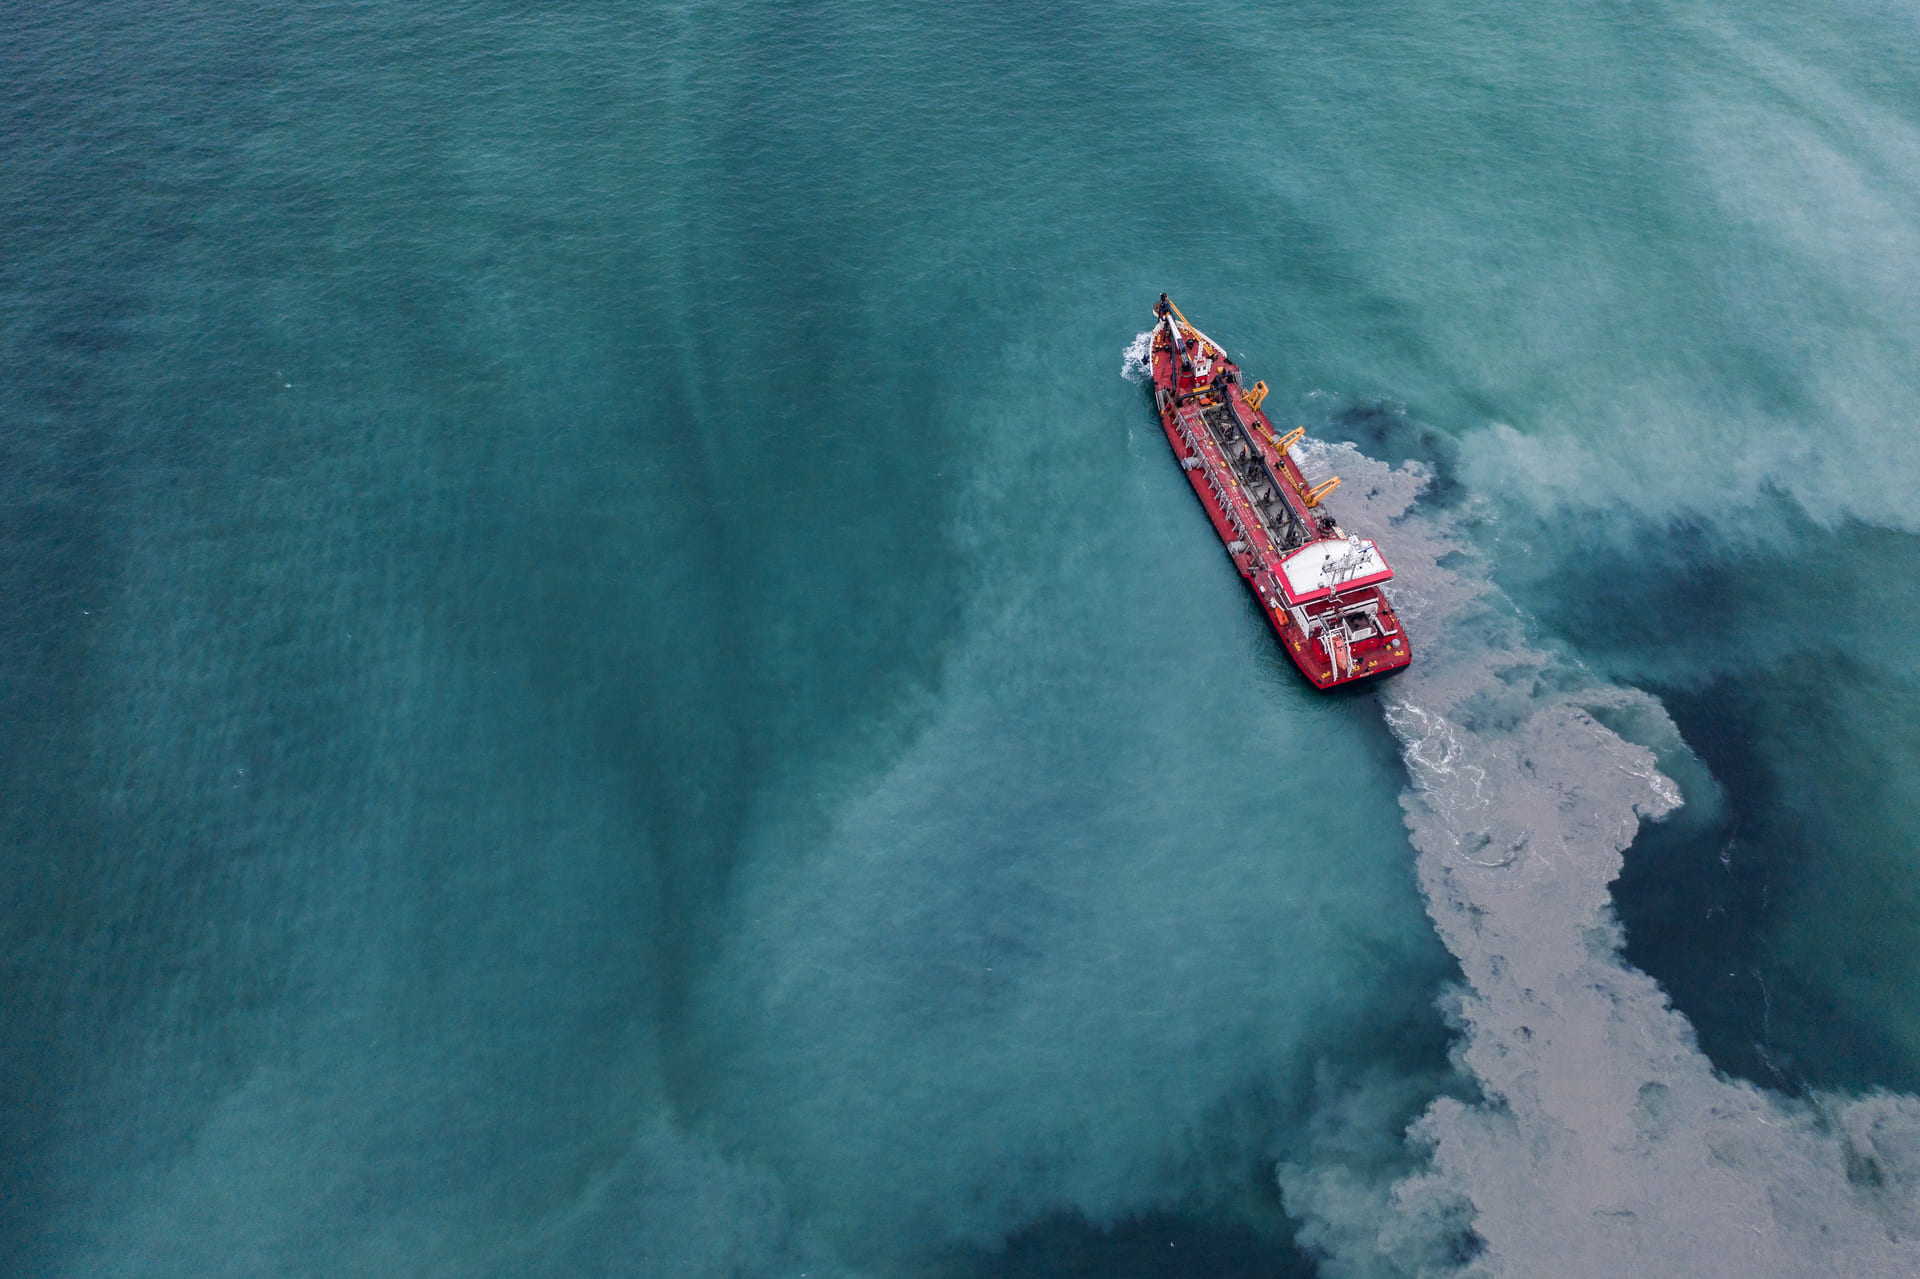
5, 3, 1920, 1276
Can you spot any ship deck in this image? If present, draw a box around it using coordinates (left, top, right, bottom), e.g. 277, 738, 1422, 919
1147, 299, 1411, 688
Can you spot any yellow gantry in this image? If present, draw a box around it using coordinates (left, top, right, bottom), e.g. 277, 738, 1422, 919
1161, 296, 1342, 512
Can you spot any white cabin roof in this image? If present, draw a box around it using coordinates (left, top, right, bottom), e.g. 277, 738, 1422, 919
1276, 537, 1392, 604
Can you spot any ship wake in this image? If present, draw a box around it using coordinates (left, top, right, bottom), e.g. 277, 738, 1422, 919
1121, 327, 1154, 384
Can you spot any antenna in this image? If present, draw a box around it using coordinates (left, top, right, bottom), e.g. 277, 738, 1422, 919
1323, 536, 1371, 589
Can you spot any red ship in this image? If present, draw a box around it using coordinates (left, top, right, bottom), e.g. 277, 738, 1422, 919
1148, 294, 1411, 688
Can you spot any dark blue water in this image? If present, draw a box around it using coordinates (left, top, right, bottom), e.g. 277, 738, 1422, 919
6, 2, 1920, 1275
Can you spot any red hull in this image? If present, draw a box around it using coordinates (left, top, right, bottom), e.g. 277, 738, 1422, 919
1147, 297, 1411, 689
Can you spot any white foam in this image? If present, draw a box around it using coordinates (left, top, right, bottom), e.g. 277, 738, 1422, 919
1120, 328, 1154, 384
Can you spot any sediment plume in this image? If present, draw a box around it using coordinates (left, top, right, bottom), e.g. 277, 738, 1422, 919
1281, 444, 1920, 1278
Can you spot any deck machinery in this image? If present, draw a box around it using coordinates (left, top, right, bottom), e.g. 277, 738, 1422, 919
1147, 295, 1411, 688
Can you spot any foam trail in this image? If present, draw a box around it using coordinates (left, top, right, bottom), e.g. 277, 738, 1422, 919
1280, 444, 1920, 1278
1121, 327, 1153, 384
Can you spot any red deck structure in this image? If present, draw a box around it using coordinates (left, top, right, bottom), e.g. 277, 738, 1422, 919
1148, 295, 1412, 689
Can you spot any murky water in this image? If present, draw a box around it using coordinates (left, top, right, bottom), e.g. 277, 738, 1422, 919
5, 2, 1919, 1274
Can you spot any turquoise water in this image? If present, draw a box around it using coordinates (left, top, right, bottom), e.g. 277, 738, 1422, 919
5, 2, 1920, 1275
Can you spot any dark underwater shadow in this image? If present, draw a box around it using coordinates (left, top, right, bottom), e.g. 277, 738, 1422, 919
938, 1209, 1318, 1279
1615, 670, 1920, 1097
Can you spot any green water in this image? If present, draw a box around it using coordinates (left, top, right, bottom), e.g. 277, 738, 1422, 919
5, 2, 1920, 1274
